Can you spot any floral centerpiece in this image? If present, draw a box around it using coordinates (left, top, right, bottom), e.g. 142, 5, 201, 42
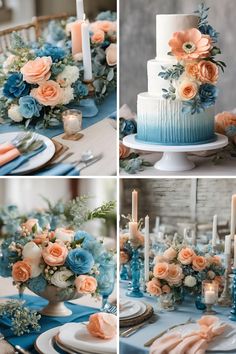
147, 244, 224, 306
0, 11, 117, 128
159, 3, 226, 114
0, 197, 115, 316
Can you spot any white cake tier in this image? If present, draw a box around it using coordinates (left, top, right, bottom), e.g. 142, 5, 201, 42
137, 93, 216, 145
148, 59, 177, 96
156, 14, 199, 61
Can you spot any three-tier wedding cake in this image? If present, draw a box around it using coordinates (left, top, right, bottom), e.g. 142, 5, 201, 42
137, 7, 224, 145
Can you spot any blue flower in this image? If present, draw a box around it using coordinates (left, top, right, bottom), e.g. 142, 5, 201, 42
199, 84, 219, 108
66, 248, 94, 274
3, 73, 30, 99
96, 11, 117, 22
120, 118, 137, 138
74, 81, 89, 97
27, 275, 47, 293
19, 96, 42, 119
199, 24, 219, 43
35, 43, 66, 62
74, 230, 105, 260
48, 21, 66, 42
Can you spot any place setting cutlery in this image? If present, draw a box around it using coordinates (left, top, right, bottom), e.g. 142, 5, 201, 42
0, 331, 32, 354
120, 315, 157, 338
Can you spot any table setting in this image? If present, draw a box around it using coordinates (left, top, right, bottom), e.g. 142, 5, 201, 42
0, 0, 117, 176
119, 189, 236, 354
0, 195, 117, 354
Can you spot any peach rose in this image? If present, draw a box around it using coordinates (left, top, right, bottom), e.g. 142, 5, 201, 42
106, 43, 117, 66
163, 247, 177, 261
178, 81, 198, 100
87, 313, 117, 339
178, 247, 195, 265
215, 111, 236, 135
120, 234, 129, 249
153, 262, 169, 279
21, 218, 39, 233
210, 255, 221, 266
42, 241, 68, 266
198, 60, 219, 84
21, 57, 52, 84
120, 251, 129, 264
186, 62, 199, 79
166, 264, 183, 285
130, 230, 144, 248
162, 285, 171, 294
34, 231, 54, 245
146, 279, 162, 296
12, 260, 32, 282
192, 255, 207, 271
119, 142, 130, 159
75, 275, 97, 294
154, 255, 167, 263
31, 80, 63, 107
91, 30, 105, 44
96, 21, 114, 33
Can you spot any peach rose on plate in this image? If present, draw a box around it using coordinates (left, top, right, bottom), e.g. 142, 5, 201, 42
75, 275, 97, 294
106, 43, 117, 66
198, 60, 219, 84
192, 255, 207, 271
178, 80, 198, 101
21, 56, 52, 84
146, 278, 162, 296
166, 264, 183, 285
12, 260, 32, 282
87, 313, 117, 339
42, 241, 68, 266
163, 247, 177, 261
215, 111, 236, 136
178, 247, 195, 265
31, 80, 63, 106
169, 28, 212, 60
91, 30, 105, 44
153, 262, 169, 279
119, 142, 130, 159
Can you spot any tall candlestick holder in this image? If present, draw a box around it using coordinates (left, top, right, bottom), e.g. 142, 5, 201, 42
126, 246, 143, 298
218, 254, 232, 307
120, 264, 129, 281
229, 268, 236, 321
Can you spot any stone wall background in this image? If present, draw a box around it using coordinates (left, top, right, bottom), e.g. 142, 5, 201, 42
120, 179, 236, 229
120, 0, 235, 113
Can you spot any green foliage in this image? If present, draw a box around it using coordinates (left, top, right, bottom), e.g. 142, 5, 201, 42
88, 201, 116, 220
162, 84, 176, 100
158, 64, 184, 81
120, 155, 153, 174
194, 2, 210, 27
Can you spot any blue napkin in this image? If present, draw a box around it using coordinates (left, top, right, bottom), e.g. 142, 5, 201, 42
0, 144, 46, 176
34, 163, 80, 176
0, 294, 98, 353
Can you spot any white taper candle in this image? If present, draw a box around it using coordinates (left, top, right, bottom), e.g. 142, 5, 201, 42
225, 235, 231, 255
81, 22, 93, 81
144, 215, 150, 283
76, 0, 84, 20
234, 234, 236, 268
230, 195, 236, 239
212, 214, 217, 247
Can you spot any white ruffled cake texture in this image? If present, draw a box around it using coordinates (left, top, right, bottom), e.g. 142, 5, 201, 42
137, 14, 216, 145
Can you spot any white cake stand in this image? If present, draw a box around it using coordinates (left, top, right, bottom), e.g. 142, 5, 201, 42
123, 133, 228, 172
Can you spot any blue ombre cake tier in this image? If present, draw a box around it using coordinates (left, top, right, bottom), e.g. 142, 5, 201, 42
137, 93, 216, 145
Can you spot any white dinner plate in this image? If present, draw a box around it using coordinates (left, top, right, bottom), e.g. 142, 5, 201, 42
58, 322, 116, 354
0, 132, 55, 174
35, 326, 61, 354
120, 301, 146, 320
170, 322, 236, 352
120, 300, 141, 319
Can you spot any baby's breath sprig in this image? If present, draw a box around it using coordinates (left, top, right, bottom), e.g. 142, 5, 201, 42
0, 300, 41, 336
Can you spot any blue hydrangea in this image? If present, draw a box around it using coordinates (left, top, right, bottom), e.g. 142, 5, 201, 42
35, 43, 66, 62
27, 275, 47, 293
19, 96, 42, 119
74, 81, 89, 97
48, 21, 66, 42
3, 73, 30, 99
74, 230, 105, 261
66, 248, 94, 274
74, 230, 95, 244
199, 24, 219, 43
96, 11, 117, 22
199, 84, 219, 108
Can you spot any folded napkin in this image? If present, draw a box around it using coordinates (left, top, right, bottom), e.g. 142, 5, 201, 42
0, 144, 46, 176
0, 142, 21, 167
34, 163, 80, 176
150, 316, 228, 354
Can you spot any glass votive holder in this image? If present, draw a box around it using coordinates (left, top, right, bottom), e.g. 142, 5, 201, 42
62, 109, 82, 136
202, 281, 219, 314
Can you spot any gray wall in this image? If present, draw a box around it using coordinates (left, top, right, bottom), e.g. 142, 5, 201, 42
120, 0, 235, 113
120, 178, 236, 228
